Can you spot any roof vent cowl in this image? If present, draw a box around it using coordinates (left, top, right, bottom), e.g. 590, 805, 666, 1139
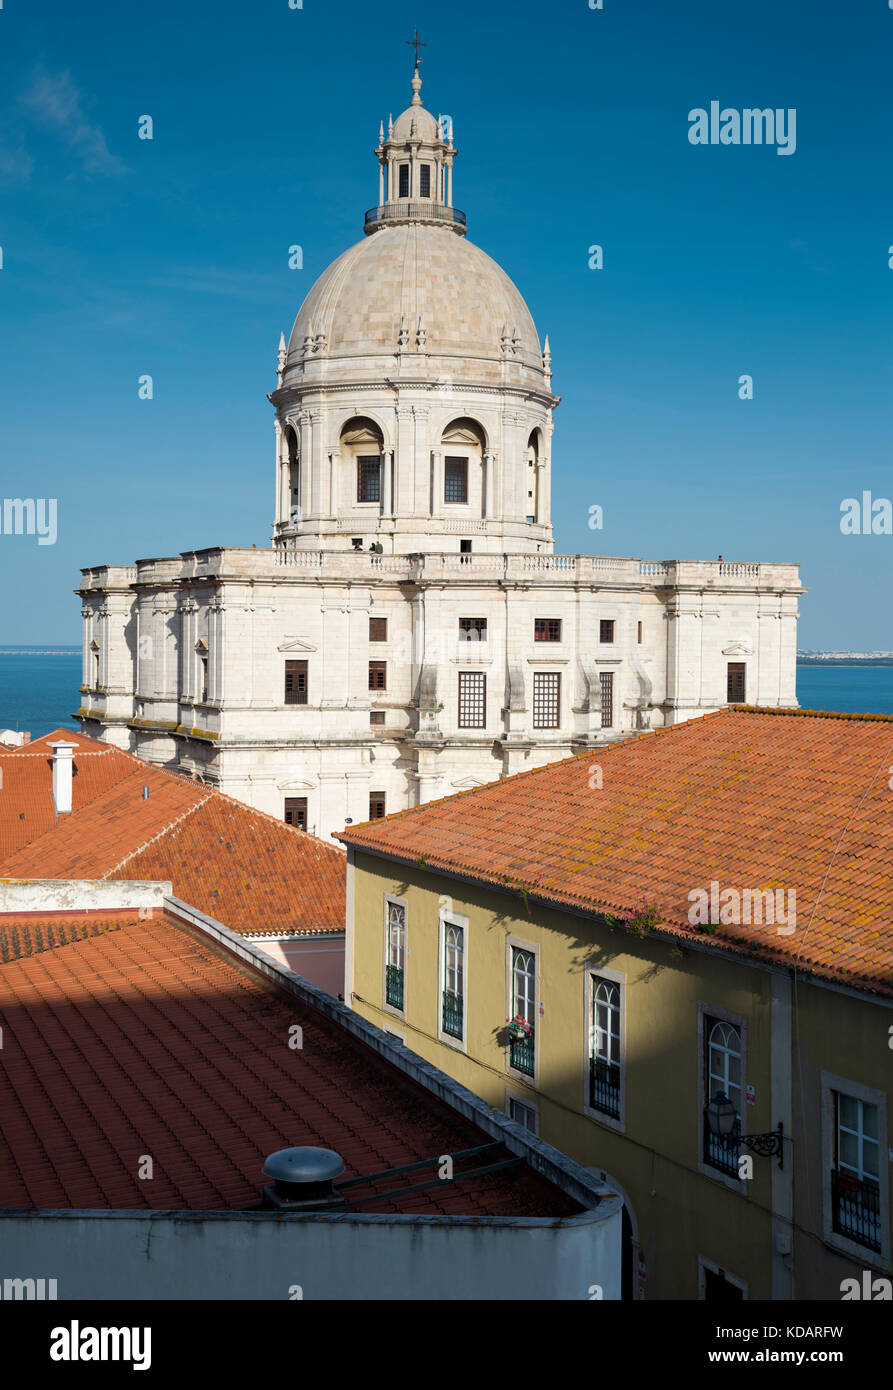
261, 1146, 346, 1211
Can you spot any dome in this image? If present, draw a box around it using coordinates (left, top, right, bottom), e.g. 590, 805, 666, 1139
286, 223, 542, 371
391, 103, 440, 142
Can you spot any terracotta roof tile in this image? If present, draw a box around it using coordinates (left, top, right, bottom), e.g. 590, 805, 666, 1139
0, 910, 579, 1217
0, 731, 345, 934
338, 707, 893, 998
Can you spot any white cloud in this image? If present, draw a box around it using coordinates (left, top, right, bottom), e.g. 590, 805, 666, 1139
20, 68, 126, 177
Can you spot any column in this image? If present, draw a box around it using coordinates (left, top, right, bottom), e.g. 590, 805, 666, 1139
299, 414, 312, 520
482, 452, 492, 518
431, 450, 443, 517
446, 159, 453, 207
378, 160, 384, 206
329, 449, 340, 516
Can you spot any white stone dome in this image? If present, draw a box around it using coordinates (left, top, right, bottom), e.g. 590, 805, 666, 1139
286, 223, 542, 372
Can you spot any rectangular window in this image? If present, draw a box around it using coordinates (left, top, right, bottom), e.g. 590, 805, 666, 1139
509, 946, 535, 1076
285, 659, 308, 706
459, 616, 487, 642
833, 1092, 881, 1252
600, 670, 614, 728
369, 661, 387, 691
284, 796, 307, 830
370, 710, 385, 726
357, 456, 382, 502
398, 163, 409, 197
727, 662, 746, 704
200, 656, 209, 703
703, 1016, 743, 1176
600, 619, 615, 644
369, 616, 388, 642
441, 922, 464, 1040
532, 671, 560, 729
385, 900, 405, 1011
419, 163, 431, 197
369, 792, 386, 820
444, 457, 468, 503
458, 671, 486, 729
534, 618, 562, 642
589, 976, 621, 1119
508, 1096, 538, 1134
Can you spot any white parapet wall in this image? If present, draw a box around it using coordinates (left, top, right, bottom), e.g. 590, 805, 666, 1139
0, 879, 172, 913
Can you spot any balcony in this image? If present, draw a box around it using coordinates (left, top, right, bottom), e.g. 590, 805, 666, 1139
589, 1056, 621, 1119
703, 1126, 741, 1178
832, 1169, 881, 1252
385, 964, 404, 1011
364, 201, 467, 235
509, 1029, 535, 1077
441, 989, 463, 1040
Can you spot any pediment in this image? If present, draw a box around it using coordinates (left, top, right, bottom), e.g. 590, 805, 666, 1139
451, 776, 487, 790
277, 637, 318, 653
722, 640, 753, 656
276, 777, 316, 792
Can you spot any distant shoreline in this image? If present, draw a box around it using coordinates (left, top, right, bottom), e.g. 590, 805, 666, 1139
797, 658, 893, 667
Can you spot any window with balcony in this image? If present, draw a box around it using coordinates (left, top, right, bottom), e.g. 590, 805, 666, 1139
832, 1091, 881, 1253
534, 618, 562, 642
398, 163, 409, 197
357, 456, 382, 502
385, 900, 405, 1011
533, 671, 560, 729
458, 671, 486, 729
703, 1017, 743, 1177
285, 660, 308, 706
509, 946, 536, 1076
589, 976, 621, 1119
441, 922, 464, 1040
444, 457, 468, 503
420, 163, 431, 197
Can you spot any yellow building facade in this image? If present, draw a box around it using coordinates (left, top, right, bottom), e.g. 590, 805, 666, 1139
345, 850, 892, 1301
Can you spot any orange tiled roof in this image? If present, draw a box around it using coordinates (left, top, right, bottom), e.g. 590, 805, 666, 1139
0, 731, 345, 935
0, 909, 579, 1216
339, 707, 893, 998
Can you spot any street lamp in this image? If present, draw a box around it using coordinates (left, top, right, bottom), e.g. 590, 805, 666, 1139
704, 1091, 784, 1169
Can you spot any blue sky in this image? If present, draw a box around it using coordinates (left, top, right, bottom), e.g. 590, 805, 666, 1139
0, 0, 891, 646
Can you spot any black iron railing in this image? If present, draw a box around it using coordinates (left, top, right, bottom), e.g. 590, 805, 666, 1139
832, 1169, 881, 1252
442, 989, 463, 1039
704, 1126, 742, 1178
385, 964, 404, 1011
365, 203, 466, 229
509, 1028, 535, 1076
589, 1056, 621, 1119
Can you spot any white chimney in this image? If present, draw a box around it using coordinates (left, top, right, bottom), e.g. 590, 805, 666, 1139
48, 740, 78, 815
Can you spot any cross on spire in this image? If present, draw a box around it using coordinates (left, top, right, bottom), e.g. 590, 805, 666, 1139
406, 26, 427, 68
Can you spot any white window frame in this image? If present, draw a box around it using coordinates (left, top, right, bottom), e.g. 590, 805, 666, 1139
505, 1089, 539, 1136
584, 966, 626, 1132
697, 1001, 748, 1193
698, 1256, 748, 1300
438, 908, 468, 1051
820, 1070, 890, 1270
505, 934, 538, 1085
381, 895, 407, 1020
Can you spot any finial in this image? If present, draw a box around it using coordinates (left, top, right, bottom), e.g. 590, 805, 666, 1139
277, 331, 287, 379
410, 67, 422, 106
543, 334, 552, 378
378, 120, 385, 145
388, 112, 394, 136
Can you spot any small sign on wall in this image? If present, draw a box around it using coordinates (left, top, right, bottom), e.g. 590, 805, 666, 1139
745, 1083, 756, 1105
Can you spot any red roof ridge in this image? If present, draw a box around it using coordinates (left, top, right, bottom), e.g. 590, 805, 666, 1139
100, 787, 214, 878
730, 704, 893, 723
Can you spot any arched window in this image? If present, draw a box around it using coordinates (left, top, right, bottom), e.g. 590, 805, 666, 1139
707, 1020, 742, 1115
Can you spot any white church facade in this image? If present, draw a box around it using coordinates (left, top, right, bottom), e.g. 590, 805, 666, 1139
76, 61, 802, 842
